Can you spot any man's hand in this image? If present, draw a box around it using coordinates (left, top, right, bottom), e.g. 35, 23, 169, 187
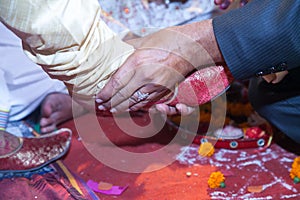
96, 19, 224, 113
96, 33, 195, 112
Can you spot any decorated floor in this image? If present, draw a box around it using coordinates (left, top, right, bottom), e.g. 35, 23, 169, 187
61, 113, 300, 200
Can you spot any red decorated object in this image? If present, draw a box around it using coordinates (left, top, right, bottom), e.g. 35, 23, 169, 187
167, 65, 233, 106
192, 134, 272, 150
245, 126, 265, 139
0, 129, 72, 172
167, 118, 273, 150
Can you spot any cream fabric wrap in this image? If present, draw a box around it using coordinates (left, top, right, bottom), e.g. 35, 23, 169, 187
0, 0, 134, 109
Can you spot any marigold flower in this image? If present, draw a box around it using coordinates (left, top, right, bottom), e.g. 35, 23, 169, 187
198, 142, 214, 157
290, 157, 300, 183
208, 171, 225, 188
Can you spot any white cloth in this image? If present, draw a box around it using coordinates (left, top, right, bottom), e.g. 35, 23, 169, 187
0, 23, 66, 122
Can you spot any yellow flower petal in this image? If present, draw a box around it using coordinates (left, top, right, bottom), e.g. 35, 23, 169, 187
198, 142, 215, 157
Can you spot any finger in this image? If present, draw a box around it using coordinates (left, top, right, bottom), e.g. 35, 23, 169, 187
40, 116, 56, 133
40, 123, 57, 134
110, 89, 164, 113
155, 104, 168, 114
104, 82, 169, 112
127, 100, 150, 112
101, 85, 150, 111
100, 86, 134, 111
129, 90, 170, 112
176, 103, 195, 116
148, 106, 159, 114
155, 104, 178, 115
96, 58, 136, 104
40, 117, 54, 128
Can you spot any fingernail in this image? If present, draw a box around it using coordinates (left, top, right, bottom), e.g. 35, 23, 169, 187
96, 99, 103, 103
110, 108, 117, 113
175, 104, 182, 111
98, 105, 106, 111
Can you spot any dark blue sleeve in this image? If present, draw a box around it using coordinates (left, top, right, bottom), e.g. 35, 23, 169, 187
213, 0, 300, 80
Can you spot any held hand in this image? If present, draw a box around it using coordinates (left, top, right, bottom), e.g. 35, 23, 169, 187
96, 19, 223, 113
96, 29, 199, 113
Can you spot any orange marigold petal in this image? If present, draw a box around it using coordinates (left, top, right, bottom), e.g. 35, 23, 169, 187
208, 171, 225, 189
290, 157, 300, 180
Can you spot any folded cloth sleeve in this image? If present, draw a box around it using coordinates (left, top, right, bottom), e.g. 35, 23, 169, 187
0, 70, 11, 130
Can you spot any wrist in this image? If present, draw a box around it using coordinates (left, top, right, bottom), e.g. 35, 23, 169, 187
170, 19, 225, 67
